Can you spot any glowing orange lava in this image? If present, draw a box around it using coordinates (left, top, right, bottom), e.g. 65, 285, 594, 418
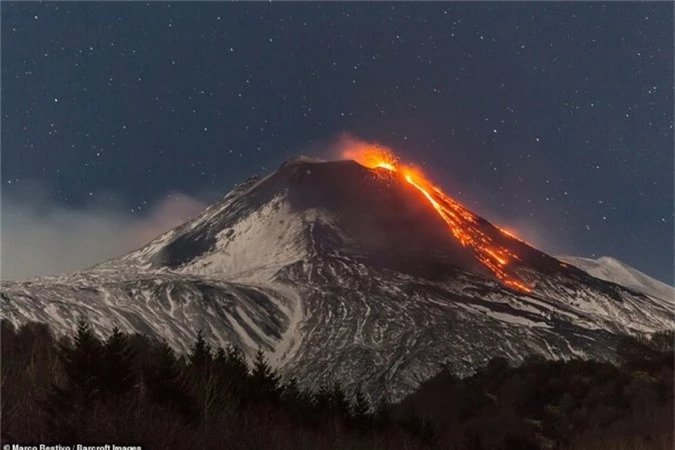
344, 144, 533, 293
342, 142, 398, 172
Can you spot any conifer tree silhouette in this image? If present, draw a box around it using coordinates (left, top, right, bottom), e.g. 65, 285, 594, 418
47, 319, 102, 440
249, 348, 281, 403
101, 326, 136, 396
330, 381, 351, 418
351, 388, 371, 419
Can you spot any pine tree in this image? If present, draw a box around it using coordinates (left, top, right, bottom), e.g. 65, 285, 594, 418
281, 377, 304, 420
249, 348, 281, 403
352, 388, 371, 419
144, 340, 192, 417
282, 377, 300, 404
374, 394, 392, 428
149, 340, 182, 384
224, 343, 249, 384
314, 382, 332, 416
100, 326, 136, 396
214, 347, 227, 365
47, 319, 103, 440
351, 388, 372, 431
183, 330, 224, 423
59, 319, 103, 398
212, 343, 249, 406
296, 387, 317, 424
187, 330, 212, 374
330, 381, 351, 418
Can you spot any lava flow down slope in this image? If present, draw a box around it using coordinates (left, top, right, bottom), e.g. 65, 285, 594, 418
2, 141, 673, 400
342, 143, 536, 293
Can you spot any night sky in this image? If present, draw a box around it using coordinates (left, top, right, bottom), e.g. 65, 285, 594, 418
2, 2, 673, 283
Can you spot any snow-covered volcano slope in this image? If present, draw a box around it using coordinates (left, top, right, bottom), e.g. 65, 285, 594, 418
96, 159, 488, 279
559, 255, 674, 303
0, 271, 296, 357
2, 159, 673, 401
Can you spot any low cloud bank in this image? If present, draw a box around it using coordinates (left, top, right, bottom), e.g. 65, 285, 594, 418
1, 186, 206, 281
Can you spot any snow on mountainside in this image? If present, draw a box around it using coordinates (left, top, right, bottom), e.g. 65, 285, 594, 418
558, 256, 674, 303
1, 271, 296, 356
1, 158, 674, 401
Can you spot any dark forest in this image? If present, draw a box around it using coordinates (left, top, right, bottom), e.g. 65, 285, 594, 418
1, 320, 672, 449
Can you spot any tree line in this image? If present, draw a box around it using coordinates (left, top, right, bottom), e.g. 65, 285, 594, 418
1, 319, 672, 449
0, 320, 430, 449
398, 330, 674, 449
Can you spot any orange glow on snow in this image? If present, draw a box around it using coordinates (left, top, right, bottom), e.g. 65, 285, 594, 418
496, 226, 534, 247
343, 143, 532, 293
498, 227, 517, 239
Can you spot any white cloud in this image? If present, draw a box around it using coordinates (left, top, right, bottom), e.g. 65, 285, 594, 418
1, 185, 207, 281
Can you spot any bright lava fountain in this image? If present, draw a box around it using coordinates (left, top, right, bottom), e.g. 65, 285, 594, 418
343, 143, 532, 293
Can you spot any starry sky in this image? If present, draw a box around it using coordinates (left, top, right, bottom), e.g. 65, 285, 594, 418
2, 2, 673, 283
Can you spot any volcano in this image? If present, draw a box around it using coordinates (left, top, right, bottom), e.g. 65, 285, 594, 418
2, 152, 673, 400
